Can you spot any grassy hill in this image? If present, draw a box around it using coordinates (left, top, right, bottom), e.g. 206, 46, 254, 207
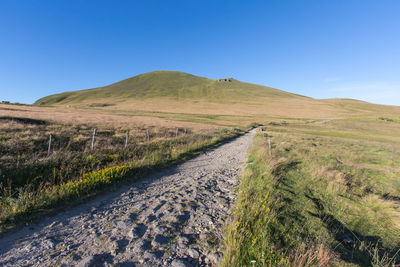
35, 70, 301, 105
34, 71, 400, 125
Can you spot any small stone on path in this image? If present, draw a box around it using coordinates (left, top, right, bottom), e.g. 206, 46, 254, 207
171, 258, 193, 267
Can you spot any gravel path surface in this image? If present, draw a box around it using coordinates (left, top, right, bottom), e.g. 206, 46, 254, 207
0, 129, 256, 267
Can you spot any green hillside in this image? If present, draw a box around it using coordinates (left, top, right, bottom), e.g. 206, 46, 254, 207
35, 71, 304, 106
34, 70, 400, 124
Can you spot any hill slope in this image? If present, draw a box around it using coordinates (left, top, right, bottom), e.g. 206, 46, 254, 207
35, 71, 302, 105
34, 70, 400, 122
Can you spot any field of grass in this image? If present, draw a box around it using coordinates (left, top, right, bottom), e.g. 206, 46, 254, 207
35, 71, 298, 106
0, 103, 221, 130
222, 119, 400, 267
34, 71, 400, 121
0, 111, 250, 233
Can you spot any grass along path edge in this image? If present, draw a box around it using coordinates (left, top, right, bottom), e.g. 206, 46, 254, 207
0, 126, 256, 234
222, 131, 400, 267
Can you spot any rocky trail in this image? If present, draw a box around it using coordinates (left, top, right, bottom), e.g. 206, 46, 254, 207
0, 129, 256, 267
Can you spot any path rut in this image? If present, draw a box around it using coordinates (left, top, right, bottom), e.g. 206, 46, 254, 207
0, 129, 256, 267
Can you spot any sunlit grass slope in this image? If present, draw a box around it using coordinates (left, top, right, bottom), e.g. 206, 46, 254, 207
34, 71, 400, 122
35, 70, 298, 105
223, 118, 400, 266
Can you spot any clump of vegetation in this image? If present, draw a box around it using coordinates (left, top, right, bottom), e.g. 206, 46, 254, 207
0, 116, 246, 233
378, 117, 398, 123
268, 120, 288, 127
247, 122, 263, 128
223, 119, 400, 266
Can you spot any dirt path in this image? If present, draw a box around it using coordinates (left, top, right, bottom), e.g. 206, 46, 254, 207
0, 129, 256, 267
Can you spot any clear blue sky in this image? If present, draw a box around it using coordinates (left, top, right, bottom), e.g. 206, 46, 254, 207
0, 1, 399, 105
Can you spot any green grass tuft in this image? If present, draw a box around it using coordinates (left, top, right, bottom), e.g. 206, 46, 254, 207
223, 124, 400, 266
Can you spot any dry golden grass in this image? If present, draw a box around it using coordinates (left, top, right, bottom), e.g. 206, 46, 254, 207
29, 95, 400, 128
45, 96, 380, 119
290, 243, 338, 267
0, 104, 220, 131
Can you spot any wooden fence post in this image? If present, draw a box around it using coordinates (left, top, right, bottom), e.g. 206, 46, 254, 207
125, 130, 129, 148
47, 134, 52, 157
268, 137, 272, 156
91, 128, 97, 152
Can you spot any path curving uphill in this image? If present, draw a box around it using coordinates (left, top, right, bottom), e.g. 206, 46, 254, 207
0, 129, 256, 267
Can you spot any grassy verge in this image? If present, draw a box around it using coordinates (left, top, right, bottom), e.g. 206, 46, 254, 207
0, 117, 253, 233
223, 123, 400, 266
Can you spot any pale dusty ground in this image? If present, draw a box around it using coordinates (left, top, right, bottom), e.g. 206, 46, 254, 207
0, 129, 256, 267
